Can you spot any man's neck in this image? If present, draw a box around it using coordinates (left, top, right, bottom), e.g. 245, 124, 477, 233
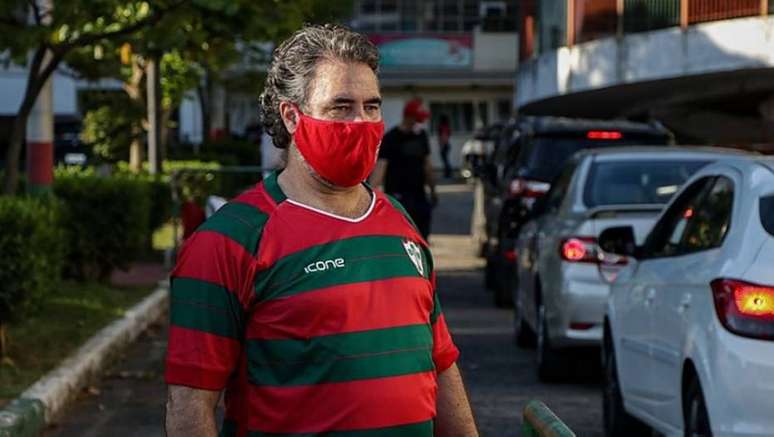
277, 158, 372, 220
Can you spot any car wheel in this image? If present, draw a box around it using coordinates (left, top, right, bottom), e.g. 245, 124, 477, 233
484, 255, 497, 290
513, 293, 536, 348
536, 302, 565, 381
684, 377, 712, 437
603, 332, 649, 437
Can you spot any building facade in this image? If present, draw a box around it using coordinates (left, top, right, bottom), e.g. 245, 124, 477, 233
517, 0, 774, 148
350, 0, 519, 169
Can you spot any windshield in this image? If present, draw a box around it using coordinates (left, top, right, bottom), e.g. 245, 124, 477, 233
762, 195, 774, 237
584, 160, 709, 207
525, 134, 669, 181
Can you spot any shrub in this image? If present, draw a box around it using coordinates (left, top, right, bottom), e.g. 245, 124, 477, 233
0, 196, 66, 327
169, 138, 260, 166
54, 171, 151, 281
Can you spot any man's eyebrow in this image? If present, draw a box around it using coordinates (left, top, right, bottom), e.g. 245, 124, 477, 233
329, 96, 382, 105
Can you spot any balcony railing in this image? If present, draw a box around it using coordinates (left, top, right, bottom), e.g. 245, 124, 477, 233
520, 0, 774, 60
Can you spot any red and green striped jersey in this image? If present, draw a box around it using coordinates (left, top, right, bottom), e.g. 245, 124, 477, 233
165, 172, 459, 436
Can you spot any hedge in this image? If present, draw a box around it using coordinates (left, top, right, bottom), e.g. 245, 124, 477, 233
53, 170, 151, 281
0, 196, 66, 324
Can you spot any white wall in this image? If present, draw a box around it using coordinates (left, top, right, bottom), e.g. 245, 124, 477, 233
473, 30, 518, 72
381, 87, 512, 169
517, 15, 774, 109
0, 66, 78, 115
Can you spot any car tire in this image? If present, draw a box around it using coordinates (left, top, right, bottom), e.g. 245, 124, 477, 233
536, 302, 565, 382
684, 377, 712, 437
602, 333, 649, 437
485, 255, 497, 290
513, 294, 536, 348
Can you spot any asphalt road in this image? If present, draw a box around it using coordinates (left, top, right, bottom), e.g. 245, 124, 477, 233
44, 181, 603, 437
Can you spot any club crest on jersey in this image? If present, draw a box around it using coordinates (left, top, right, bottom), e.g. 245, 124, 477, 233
403, 240, 424, 276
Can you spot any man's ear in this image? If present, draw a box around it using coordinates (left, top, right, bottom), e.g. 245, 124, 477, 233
279, 101, 299, 134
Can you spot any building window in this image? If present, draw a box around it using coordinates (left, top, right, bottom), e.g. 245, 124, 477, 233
430, 102, 475, 133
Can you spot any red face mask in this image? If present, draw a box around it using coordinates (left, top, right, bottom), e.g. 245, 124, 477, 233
292, 108, 385, 187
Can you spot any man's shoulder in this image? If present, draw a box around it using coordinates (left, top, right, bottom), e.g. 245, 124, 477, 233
193, 185, 274, 255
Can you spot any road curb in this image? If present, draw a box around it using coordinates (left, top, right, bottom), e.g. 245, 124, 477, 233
0, 282, 169, 437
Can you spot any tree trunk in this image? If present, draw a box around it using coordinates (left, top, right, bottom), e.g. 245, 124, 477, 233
3, 47, 59, 195
125, 57, 146, 172
0, 323, 7, 358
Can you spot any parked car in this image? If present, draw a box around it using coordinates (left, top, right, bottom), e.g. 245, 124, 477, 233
54, 116, 89, 166
461, 121, 503, 180
484, 116, 673, 307
513, 147, 740, 381
600, 156, 774, 436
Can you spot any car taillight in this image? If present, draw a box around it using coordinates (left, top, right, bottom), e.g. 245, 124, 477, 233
711, 278, 774, 340
587, 130, 623, 140
560, 236, 628, 265
503, 249, 518, 263
509, 178, 550, 199
560, 237, 599, 263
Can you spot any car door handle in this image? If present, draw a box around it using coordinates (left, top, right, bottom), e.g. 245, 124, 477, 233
678, 295, 692, 314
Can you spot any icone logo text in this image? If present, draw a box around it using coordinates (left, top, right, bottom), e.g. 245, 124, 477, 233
304, 258, 345, 274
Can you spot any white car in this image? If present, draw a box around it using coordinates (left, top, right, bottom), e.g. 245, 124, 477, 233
513, 147, 735, 381
600, 156, 774, 436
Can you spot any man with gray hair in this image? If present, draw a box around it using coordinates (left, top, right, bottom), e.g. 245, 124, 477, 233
164, 24, 478, 437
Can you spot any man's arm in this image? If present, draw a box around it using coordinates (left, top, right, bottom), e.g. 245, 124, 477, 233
424, 156, 438, 206
435, 363, 478, 437
369, 158, 388, 189
166, 385, 221, 437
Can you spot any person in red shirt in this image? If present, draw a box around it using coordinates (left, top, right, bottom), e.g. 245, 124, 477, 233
438, 114, 453, 179
164, 24, 478, 437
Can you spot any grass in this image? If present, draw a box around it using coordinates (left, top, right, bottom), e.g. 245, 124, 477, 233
0, 281, 154, 402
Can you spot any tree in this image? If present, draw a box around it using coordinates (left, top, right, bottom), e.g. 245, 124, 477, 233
0, 0, 195, 194
1, 0, 326, 193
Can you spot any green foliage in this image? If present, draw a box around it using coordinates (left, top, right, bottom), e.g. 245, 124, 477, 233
80, 96, 144, 163
170, 138, 260, 166
0, 196, 66, 324
0, 281, 152, 399
53, 170, 151, 281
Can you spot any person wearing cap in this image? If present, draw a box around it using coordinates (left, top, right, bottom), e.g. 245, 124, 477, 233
370, 98, 438, 240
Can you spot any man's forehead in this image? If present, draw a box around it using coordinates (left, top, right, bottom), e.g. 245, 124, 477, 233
310, 59, 380, 98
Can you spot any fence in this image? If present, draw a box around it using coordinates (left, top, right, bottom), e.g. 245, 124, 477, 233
168, 166, 264, 255
521, 400, 576, 437
521, 0, 774, 60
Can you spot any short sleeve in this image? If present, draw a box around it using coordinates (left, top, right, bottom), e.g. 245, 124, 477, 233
430, 273, 460, 372
164, 229, 254, 390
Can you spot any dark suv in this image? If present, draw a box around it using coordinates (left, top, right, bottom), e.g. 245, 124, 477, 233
484, 116, 673, 306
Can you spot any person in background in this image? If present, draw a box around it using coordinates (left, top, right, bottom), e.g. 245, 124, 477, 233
438, 114, 452, 179
370, 98, 438, 240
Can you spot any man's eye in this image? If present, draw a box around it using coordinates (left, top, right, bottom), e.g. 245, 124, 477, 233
365, 105, 380, 112
332, 106, 349, 111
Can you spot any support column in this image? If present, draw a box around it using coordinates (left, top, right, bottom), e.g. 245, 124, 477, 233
26, 52, 54, 194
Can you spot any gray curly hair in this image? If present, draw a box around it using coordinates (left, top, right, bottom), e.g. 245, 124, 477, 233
260, 24, 380, 150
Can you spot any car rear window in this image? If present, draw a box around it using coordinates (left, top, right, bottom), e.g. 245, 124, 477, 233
525, 134, 669, 181
584, 160, 709, 207
761, 195, 774, 237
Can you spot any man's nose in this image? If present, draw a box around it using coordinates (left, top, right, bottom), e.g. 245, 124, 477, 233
352, 106, 367, 122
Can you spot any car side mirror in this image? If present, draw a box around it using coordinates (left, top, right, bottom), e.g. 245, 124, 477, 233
599, 226, 638, 258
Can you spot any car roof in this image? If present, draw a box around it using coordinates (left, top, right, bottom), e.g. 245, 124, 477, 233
758, 156, 774, 173
517, 116, 669, 136
579, 146, 755, 162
